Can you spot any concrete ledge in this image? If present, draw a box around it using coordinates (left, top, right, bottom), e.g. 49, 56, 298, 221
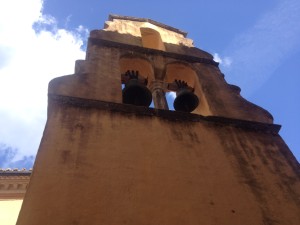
49, 94, 281, 134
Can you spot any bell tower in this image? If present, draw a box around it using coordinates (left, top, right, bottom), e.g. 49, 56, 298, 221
17, 15, 300, 225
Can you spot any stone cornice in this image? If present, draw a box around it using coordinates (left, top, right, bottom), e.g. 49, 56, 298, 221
0, 173, 30, 199
49, 94, 281, 134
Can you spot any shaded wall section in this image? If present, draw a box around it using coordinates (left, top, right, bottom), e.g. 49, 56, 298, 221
17, 96, 300, 225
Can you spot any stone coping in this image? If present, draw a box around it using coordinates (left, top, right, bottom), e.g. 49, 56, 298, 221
108, 14, 188, 37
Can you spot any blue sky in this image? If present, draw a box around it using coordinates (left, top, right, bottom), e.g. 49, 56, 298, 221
0, 0, 299, 168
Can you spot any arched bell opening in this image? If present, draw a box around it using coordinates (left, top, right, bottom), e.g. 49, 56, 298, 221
140, 27, 165, 51
165, 63, 211, 115
119, 56, 155, 107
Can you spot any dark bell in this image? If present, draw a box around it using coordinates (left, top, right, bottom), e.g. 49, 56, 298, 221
122, 79, 152, 107
173, 88, 199, 112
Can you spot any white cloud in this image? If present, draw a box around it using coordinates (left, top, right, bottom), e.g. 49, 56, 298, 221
222, 0, 300, 96
0, 0, 86, 162
213, 53, 232, 67
213, 53, 222, 63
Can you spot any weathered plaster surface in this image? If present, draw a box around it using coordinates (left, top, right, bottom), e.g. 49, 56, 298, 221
104, 16, 194, 47
17, 98, 300, 225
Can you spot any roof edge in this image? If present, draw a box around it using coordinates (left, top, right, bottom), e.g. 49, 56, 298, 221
0, 171, 31, 176
108, 14, 188, 37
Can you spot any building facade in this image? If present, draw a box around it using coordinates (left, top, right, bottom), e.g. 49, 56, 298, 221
0, 169, 30, 225
15, 15, 300, 225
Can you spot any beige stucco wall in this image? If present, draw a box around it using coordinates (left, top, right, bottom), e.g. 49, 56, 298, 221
17, 100, 300, 225
0, 200, 22, 225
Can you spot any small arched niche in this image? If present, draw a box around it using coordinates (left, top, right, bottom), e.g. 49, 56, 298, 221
165, 63, 211, 115
140, 27, 165, 51
119, 56, 155, 84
